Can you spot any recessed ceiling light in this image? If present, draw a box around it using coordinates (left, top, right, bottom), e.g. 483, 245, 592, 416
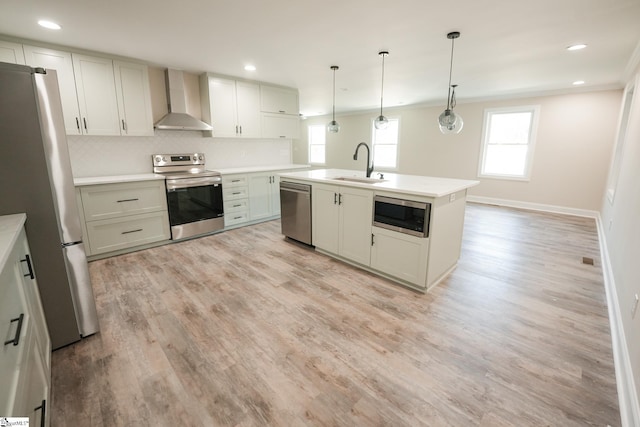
38, 20, 61, 30
244, 65, 256, 71
573, 80, 585, 85
567, 44, 587, 51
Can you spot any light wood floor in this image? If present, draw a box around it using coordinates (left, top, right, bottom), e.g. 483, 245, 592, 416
51, 203, 620, 426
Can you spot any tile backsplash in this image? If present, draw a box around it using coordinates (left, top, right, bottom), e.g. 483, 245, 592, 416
67, 130, 293, 177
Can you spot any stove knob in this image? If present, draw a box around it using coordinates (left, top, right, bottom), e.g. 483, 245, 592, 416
198, 155, 203, 161
154, 155, 162, 163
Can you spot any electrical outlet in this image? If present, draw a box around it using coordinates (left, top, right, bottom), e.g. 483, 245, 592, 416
449, 193, 456, 202
632, 294, 639, 319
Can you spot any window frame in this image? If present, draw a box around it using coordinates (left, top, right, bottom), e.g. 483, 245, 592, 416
370, 116, 400, 171
478, 105, 540, 181
307, 124, 326, 165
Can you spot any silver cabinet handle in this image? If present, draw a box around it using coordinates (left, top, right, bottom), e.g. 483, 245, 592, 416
83, 117, 88, 130
117, 198, 139, 203
75, 117, 80, 132
121, 119, 126, 131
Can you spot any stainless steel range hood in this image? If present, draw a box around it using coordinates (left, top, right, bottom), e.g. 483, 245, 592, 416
154, 69, 213, 131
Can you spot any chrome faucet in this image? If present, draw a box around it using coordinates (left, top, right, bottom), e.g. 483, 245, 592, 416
353, 142, 374, 177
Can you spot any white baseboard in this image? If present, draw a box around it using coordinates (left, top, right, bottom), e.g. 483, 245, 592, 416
595, 215, 640, 427
466, 195, 599, 218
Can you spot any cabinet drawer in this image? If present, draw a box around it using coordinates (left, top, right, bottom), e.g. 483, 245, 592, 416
223, 187, 248, 201
224, 199, 249, 213
86, 211, 170, 255
225, 211, 249, 227
80, 180, 167, 221
223, 175, 248, 187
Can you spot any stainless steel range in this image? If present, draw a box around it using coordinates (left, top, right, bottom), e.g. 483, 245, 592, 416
152, 153, 224, 240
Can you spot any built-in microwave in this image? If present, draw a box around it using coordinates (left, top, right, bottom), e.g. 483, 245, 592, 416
373, 195, 431, 238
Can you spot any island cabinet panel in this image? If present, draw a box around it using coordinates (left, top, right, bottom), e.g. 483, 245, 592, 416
312, 183, 373, 266
426, 191, 468, 288
371, 226, 429, 288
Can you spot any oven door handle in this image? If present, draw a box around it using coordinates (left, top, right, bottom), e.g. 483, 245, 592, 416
166, 177, 222, 190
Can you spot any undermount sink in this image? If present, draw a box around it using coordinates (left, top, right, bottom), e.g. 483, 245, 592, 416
331, 176, 387, 184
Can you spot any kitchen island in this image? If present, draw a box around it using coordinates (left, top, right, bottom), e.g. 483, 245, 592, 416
279, 169, 479, 292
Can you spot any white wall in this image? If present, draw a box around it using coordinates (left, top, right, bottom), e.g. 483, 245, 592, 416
600, 69, 640, 426
295, 90, 621, 211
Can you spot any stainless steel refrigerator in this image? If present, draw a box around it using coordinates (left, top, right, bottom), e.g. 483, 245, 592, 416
0, 61, 99, 349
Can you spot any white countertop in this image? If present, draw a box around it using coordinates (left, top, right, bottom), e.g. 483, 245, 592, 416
74, 173, 165, 186
279, 169, 479, 198
74, 165, 311, 186
216, 164, 310, 175
0, 213, 26, 271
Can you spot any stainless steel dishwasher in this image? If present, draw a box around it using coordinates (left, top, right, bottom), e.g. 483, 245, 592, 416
279, 181, 312, 245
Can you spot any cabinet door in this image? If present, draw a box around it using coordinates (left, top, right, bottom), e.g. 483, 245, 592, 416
113, 61, 154, 136
339, 187, 373, 266
0, 40, 25, 64
0, 246, 29, 416
16, 333, 50, 427
235, 81, 261, 138
248, 174, 273, 221
72, 54, 120, 135
17, 230, 51, 367
207, 77, 238, 137
260, 85, 299, 114
371, 226, 428, 287
261, 113, 300, 139
312, 184, 340, 253
270, 174, 281, 216
23, 45, 82, 135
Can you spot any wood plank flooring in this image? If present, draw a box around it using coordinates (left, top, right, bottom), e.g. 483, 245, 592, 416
50, 203, 620, 426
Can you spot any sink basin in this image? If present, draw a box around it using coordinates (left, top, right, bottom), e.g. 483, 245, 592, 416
331, 176, 387, 184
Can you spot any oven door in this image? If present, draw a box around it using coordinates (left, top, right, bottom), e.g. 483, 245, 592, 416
165, 176, 224, 239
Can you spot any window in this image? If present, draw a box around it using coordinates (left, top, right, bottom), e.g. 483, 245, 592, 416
479, 106, 540, 180
308, 124, 325, 164
371, 117, 399, 169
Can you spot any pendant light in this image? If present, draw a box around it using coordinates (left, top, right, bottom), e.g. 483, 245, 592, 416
327, 65, 340, 133
374, 51, 389, 130
438, 31, 464, 134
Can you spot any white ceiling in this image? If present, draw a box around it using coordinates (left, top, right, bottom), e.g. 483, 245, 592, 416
2, 0, 640, 117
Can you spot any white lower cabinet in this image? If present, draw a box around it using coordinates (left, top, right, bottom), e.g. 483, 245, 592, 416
248, 172, 281, 221
223, 174, 250, 228
370, 226, 429, 288
0, 216, 51, 426
77, 180, 170, 256
312, 183, 373, 266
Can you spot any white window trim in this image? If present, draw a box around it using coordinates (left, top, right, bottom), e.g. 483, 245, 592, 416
371, 116, 400, 171
308, 124, 326, 165
477, 105, 540, 181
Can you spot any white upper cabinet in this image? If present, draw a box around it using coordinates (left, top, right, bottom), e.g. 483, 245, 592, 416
72, 54, 121, 136
22, 42, 154, 137
0, 40, 25, 64
261, 113, 300, 139
260, 85, 299, 115
113, 61, 154, 136
201, 75, 261, 138
22, 45, 83, 135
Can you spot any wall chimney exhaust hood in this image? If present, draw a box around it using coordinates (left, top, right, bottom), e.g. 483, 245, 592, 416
154, 69, 213, 131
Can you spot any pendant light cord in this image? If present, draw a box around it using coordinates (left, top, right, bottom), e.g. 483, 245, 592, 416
380, 53, 386, 117
446, 37, 455, 110
332, 67, 336, 121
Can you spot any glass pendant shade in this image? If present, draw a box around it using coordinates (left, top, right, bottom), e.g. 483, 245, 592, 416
438, 109, 463, 134
374, 115, 389, 130
327, 65, 340, 133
